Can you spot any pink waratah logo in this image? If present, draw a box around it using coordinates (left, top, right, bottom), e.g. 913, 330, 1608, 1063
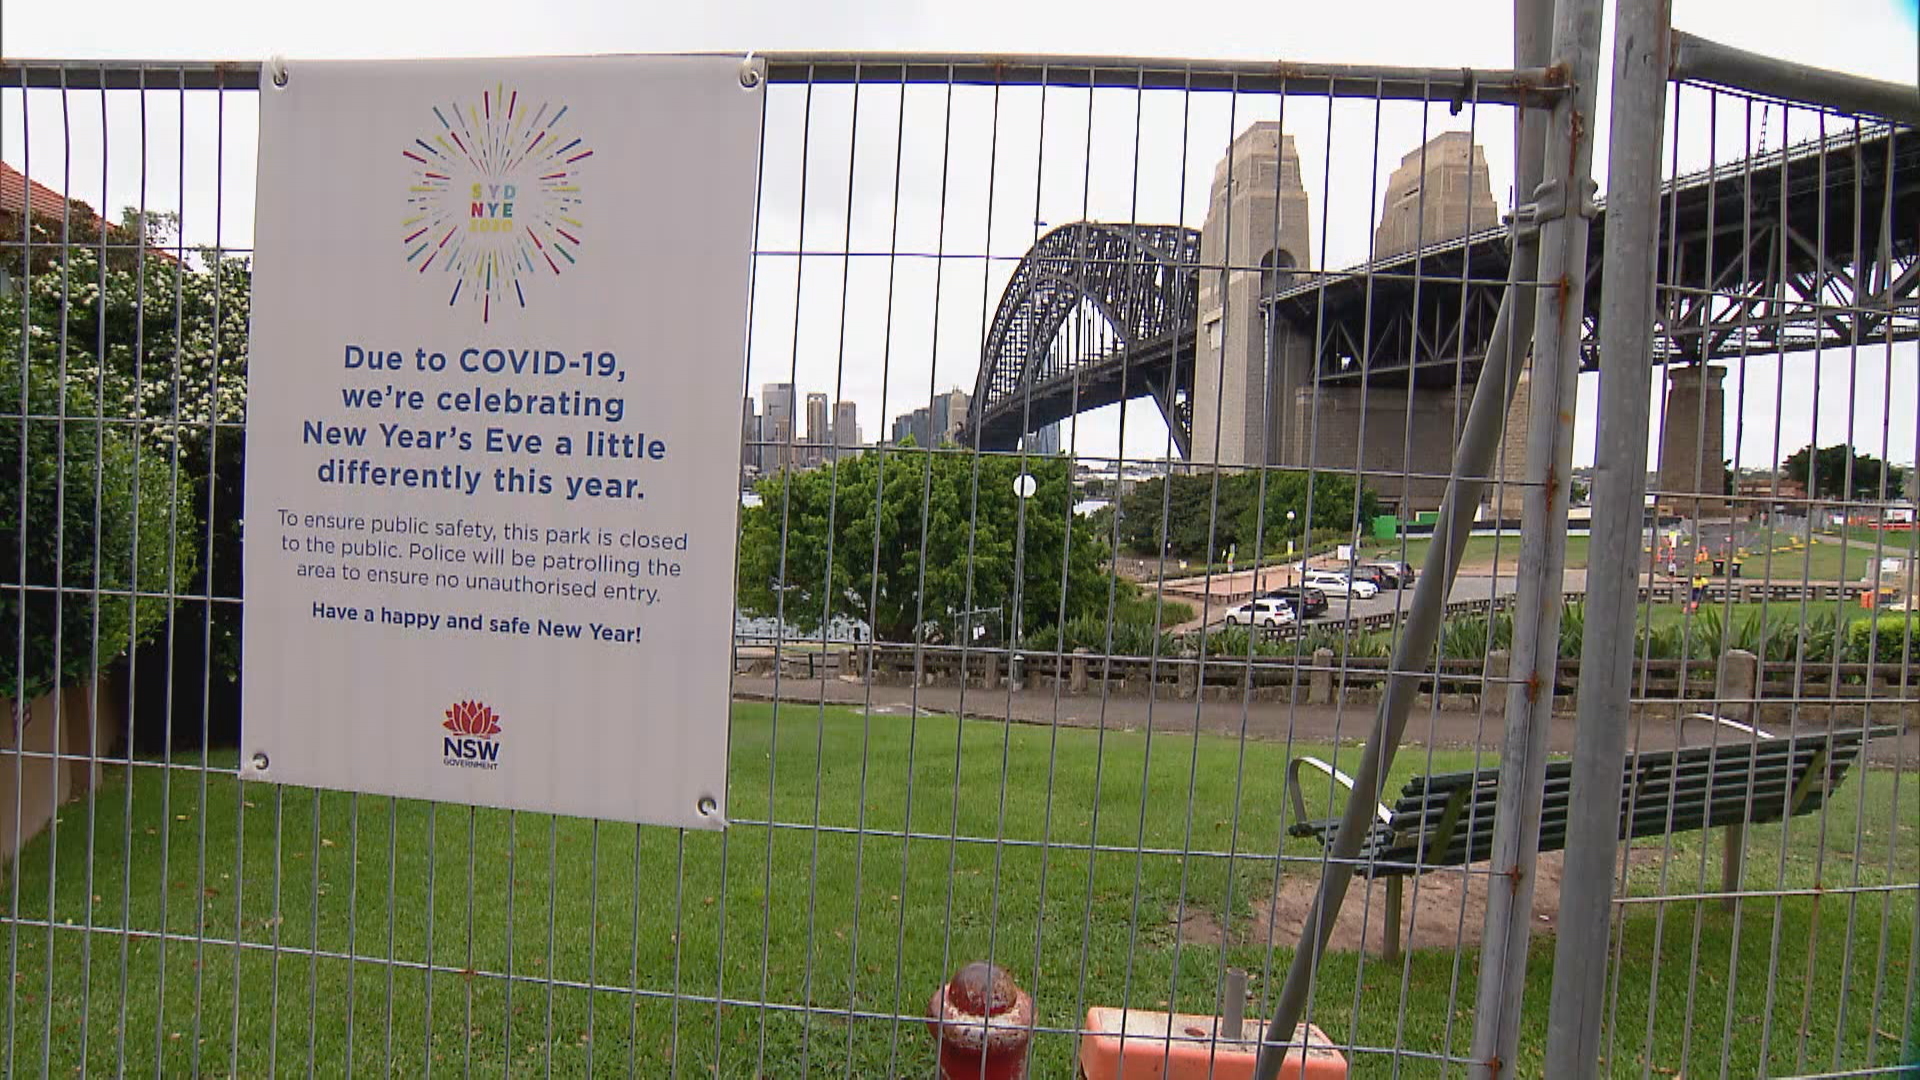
443, 701, 502, 739
442, 701, 503, 769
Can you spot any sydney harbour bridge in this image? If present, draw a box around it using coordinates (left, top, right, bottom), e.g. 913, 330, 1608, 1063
959, 121, 1920, 511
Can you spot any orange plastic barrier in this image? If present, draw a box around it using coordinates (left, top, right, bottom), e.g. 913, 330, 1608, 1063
1078, 1007, 1347, 1080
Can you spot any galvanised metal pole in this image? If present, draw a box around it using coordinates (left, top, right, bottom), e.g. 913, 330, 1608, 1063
1251, 267, 1535, 1080
1670, 31, 1920, 126
1251, 62, 1551, 1080
1, 55, 1573, 106
1467, 0, 1606, 1069
1252, 5, 1556, 1076
1542, 0, 1672, 1074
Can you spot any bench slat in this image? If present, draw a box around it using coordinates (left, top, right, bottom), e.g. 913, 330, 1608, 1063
1363, 772, 1850, 876
1288, 729, 1888, 880
1385, 759, 1807, 832
1384, 748, 1852, 837
1360, 788, 1840, 876
1335, 743, 1871, 878
1384, 734, 1868, 822
1397, 733, 1863, 799
1396, 729, 1874, 802
1387, 752, 1863, 851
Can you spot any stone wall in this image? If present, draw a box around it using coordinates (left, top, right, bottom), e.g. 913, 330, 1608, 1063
1281, 383, 1470, 513
1, 674, 124, 863
1657, 364, 1728, 516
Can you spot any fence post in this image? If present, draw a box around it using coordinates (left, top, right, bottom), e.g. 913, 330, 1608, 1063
1470, 0, 1606, 1065
1309, 647, 1335, 705
1543, 0, 1671, 1072
1256, 119, 1551, 1080
1070, 648, 1090, 694
1718, 647, 1759, 911
981, 650, 999, 690
1486, 649, 1511, 709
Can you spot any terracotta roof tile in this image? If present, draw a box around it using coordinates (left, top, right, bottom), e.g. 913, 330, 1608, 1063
0, 161, 104, 226
0, 160, 181, 263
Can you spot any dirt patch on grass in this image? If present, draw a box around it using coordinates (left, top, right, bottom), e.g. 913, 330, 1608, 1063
1171, 849, 1666, 954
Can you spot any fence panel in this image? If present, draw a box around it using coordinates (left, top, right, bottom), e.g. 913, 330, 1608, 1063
1571, 63, 1920, 1080
0, 40, 1913, 1080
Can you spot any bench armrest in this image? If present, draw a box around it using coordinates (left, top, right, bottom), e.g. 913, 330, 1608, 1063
1287, 755, 1394, 832
1680, 711, 1775, 741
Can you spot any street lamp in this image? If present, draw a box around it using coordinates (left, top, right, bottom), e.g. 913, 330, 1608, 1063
1011, 473, 1036, 661
1286, 510, 1297, 558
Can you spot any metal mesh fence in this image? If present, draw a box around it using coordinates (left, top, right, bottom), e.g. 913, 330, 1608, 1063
1589, 79, 1920, 1079
0, 39, 1914, 1080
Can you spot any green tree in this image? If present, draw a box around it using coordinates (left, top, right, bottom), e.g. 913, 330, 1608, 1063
1112, 467, 1377, 561
1115, 471, 1229, 558
1784, 443, 1904, 502
1234, 469, 1378, 555
1, 334, 200, 703
737, 447, 1109, 643
2, 209, 245, 716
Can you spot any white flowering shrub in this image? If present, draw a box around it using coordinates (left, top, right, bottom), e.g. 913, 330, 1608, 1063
1, 213, 244, 701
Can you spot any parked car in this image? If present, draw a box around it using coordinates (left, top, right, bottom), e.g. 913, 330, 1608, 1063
1347, 565, 1394, 590
1363, 560, 1416, 588
1222, 598, 1297, 629
1303, 570, 1379, 599
1264, 584, 1328, 619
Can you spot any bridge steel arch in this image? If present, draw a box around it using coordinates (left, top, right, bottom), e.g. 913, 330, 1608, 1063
962, 222, 1201, 455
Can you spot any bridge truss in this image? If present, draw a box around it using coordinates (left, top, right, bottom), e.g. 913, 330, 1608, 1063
1284, 121, 1920, 385
962, 222, 1200, 455
964, 122, 1920, 454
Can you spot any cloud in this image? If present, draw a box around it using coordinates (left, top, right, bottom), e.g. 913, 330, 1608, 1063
5, 0, 1914, 470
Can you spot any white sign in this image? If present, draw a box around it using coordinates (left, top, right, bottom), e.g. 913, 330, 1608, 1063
241, 56, 763, 829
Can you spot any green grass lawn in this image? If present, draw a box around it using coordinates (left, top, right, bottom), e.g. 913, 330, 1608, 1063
1792, 532, 1904, 584
2, 704, 1915, 1076
1362, 534, 1592, 572
1713, 529, 1909, 585
1362, 529, 1912, 586
1638, 599, 1880, 633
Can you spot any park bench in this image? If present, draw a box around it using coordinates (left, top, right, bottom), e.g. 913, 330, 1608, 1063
1285, 717, 1893, 959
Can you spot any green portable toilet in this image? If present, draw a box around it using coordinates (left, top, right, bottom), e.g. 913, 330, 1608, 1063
1373, 515, 1399, 541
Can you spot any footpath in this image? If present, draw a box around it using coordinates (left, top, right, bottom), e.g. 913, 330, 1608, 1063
728, 673, 1920, 764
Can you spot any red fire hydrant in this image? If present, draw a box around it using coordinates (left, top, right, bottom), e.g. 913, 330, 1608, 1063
927, 962, 1034, 1080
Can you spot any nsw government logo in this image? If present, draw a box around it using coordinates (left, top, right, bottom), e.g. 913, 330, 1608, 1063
401, 85, 594, 323
442, 700, 503, 770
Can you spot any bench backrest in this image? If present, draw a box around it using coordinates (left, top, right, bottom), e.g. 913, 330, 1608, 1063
1369, 728, 1885, 873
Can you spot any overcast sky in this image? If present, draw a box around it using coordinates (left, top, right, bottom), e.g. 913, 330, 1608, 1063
4, 0, 1917, 471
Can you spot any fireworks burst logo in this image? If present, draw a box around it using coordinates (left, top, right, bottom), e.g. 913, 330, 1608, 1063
401, 85, 594, 323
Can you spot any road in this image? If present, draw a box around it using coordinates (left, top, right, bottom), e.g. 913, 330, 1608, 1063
1170, 566, 1591, 634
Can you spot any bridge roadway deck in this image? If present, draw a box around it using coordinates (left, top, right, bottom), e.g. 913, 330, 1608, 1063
967, 123, 1920, 448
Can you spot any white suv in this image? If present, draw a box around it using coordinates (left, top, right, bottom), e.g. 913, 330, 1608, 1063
1223, 598, 1297, 628
1303, 571, 1379, 599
